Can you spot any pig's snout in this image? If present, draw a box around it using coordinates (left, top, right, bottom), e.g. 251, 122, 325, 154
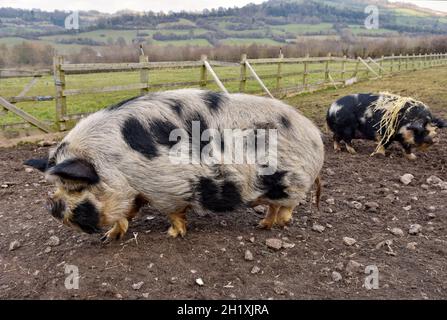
45, 197, 66, 220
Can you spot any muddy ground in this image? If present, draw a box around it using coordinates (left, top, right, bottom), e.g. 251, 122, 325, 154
1, 67, 447, 299
1, 130, 446, 299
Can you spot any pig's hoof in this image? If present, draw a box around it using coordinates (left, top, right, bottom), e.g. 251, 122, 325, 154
101, 220, 128, 242
333, 141, 342, 152
167, 225, 186, 238
276, 207, 293, 227
275, 216, 292, 227
346, 146, 357, 154
258, 219, 274, 230
405, 153, 417, 160
101, 229, 123, 243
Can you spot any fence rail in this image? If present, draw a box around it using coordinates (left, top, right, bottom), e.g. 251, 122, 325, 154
1, 52, 447, 139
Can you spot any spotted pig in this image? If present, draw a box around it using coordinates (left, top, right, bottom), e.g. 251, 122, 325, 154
327, 93, 446, 160
25, 89, 324, 241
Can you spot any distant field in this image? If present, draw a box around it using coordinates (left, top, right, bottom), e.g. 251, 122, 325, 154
392, 8, 431, 17
0, 21, 406, 55
348, 25, 399, 36
271, 23, 333, 34
219, 38, 284, 45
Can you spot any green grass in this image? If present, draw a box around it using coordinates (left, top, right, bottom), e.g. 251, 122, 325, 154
157, 18, 197, 29
219, 38, 284, 45
348, 25, 398, 36
392, 8, 431, 17
151, 39, 211, 46
271, 23, 333, 34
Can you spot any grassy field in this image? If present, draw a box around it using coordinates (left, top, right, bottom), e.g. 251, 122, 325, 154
271, 23, 333, 34
0, 58, 441, 128
0, 21, 407, 54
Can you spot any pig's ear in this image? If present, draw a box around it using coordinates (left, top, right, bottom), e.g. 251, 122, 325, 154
407, 122, 424, 133
24, 158, 48, 172
49, 158, 99, 184
432, 118, 446, 129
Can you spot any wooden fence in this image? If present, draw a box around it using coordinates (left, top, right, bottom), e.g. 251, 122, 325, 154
1, 52, 446, 138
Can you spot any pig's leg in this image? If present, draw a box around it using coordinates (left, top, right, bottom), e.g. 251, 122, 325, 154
167, 209, 187, 238
258, 204, 280, 229
333, 134, 342, 152
101, 195, 147, 242
402, 144, 417, 160
345, 140, 357, 154
276, 206, 294, 227
101, 218, 129, 242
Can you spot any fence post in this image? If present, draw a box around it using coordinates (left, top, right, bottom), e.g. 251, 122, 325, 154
398, 53, 402, 71
341, 55, 346, 81
53, 55, 67, 131
379, 55, 384, 76
200, 55, 208, 88
418, 53, 422, 69
239, 54, 247, 92
405, 54, 409, 70
276, 51, 284, 90
353, 56, 360, 78
139, 54, 149, 95
324, 52, 331, 83
303, 53, 309, 90
390, 53, 394, 73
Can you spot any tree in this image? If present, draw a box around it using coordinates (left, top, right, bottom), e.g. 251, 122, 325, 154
115, 36, 127, 47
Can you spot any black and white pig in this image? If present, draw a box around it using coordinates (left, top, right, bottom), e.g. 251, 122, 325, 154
326, 93, 446, 160
25, 89, 324, 241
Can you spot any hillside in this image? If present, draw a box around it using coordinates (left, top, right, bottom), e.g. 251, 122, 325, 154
0, 0, 446, 53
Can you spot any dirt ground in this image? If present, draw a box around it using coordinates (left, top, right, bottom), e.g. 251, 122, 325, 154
1, 132, 446, 300
1, 69, 447, 299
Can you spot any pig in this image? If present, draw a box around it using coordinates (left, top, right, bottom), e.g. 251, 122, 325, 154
25, 89, 324, 241
326, 93, 446, 160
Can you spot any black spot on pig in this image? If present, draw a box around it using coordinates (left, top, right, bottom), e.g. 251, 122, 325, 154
107, 96, 142, 111
122, 117, 158, 159
279, 115, 291, 129
259, 170, 289, 200
150, 118, 179, 147
166, 98, 184, 116
71, 200, 101, 234
203, 91, 226, 112
183, 111, 209, 157
197, 177, 243, 212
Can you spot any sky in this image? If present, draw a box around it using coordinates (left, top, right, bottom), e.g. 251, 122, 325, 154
0, 0, 446, 14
